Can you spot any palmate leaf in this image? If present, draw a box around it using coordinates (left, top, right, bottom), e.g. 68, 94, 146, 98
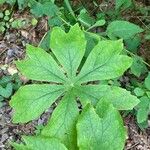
77, 100, 126, 150
10, 24, 139, 149
12, 136, 68, 150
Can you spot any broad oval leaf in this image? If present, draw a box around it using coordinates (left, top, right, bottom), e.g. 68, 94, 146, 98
106, 20, 144, 39
10, 84, 65, 123
12, 136, 68, 150
77, 101, 126, 150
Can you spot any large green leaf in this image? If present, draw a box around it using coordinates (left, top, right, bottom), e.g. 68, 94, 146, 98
106, 21, 144, 39
75, 85, 139, 110
10, 84, 65, 123
51, 24, 86, 78
76, 40, 132, 83
12, 136, 68, 150
42, 92, 79, 150
16, 45, 66, 83
77, 100, 126, 150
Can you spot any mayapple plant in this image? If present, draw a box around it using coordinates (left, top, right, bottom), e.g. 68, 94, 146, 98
10, 24, 139, 150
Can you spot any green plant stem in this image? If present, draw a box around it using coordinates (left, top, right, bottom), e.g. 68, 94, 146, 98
38, 31, 48, 47
125, 49, 150, 67
64, 0, 76, 20
86, 24, 96, 31
58, 15, 72, 27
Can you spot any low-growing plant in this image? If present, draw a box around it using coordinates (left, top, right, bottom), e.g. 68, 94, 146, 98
134, 72, 150, 128
0, 73, 22, 107
0, 9, 11, 33
10, 24, 139, 149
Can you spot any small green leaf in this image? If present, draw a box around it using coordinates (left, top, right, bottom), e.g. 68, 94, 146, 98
115, 0, 132, 10
134, 87, 145, 97
12, 136, 68, 150
146, 91, 150, 98
0, 0, 5, 4
4, 15, 10, 21
130, 56, 147, 77
0, 12, 4, 18
0, 96, 4, 101
137, 108, 149, 124
136, 96, 150, 124
77, 101, 126, 150
94, 19, 106, 27
10, 84, 65, 123
31, 18, 38, 26
0, 25, 5, 33
144, 72, 150, 90
30, 1, 58, 17
87, 19, 106, 31
125, 36, 141, 53
5, 10, 11, 16
0, 83, 13, 98
48, 16, 62, 27
145, 34, 150, 40
78, 9, 95, 27
17, 0, 28, 9
106, 21, 144, 39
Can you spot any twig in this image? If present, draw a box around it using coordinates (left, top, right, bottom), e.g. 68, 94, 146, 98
126, 142, 139, 150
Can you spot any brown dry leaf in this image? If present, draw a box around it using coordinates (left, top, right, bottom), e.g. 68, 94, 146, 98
7, 66, 18, 75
